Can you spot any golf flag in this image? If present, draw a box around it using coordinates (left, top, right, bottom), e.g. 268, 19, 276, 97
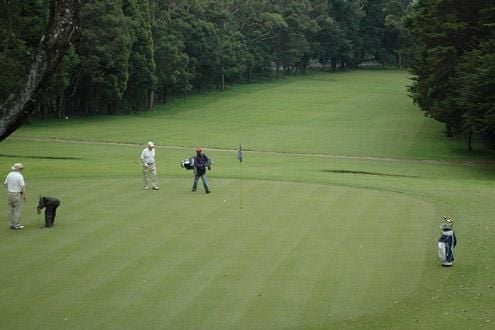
237, 144, 243, 209
237, 145, 243, 162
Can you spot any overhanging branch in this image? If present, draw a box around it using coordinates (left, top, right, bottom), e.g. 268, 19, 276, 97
0, 0, 80, 141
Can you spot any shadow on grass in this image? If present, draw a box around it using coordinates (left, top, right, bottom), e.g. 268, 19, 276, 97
322, 169, 418, 178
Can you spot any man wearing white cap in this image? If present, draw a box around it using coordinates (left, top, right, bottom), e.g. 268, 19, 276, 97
4, 163, 27, 230
140, 141, 159, 190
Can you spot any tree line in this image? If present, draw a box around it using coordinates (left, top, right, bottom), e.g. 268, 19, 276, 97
406, 0, 495, 149
0, 0, 412, 117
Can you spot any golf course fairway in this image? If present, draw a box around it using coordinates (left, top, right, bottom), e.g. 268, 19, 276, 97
1, 70, 494, 329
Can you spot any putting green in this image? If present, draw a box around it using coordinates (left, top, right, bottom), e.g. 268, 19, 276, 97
0, 177, 439, 329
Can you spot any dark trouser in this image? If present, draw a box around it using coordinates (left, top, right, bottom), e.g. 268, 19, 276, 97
44, 206, 59, 227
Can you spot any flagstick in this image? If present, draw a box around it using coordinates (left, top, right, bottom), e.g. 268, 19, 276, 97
239, 155, 243, 209
237, 144, 243, 209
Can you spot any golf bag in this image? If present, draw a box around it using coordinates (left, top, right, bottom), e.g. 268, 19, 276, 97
181, 157, 213, 170
181, 158, 194, 170
437, 217, 457, 266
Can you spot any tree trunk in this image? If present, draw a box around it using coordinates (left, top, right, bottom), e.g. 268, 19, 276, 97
149, 90, 154, 109
56, 93, 64, 118
40, 103, 46, 120
467, 131, 473, 151
221, 72, 225, 92
0, 0, 80, 141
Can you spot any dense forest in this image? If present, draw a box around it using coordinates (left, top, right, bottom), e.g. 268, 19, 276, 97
0, 0, 494, 148
0, 0, 413, 116
406, 0, 495, 149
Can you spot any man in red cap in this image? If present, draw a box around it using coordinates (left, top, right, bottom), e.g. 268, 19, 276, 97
191, 147, 211, 193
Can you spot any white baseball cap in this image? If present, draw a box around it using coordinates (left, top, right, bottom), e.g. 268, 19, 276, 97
147, 141, 154, 147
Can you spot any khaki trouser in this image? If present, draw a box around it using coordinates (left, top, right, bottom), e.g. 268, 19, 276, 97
7, 192, 22, 227
142, 164, 158, 188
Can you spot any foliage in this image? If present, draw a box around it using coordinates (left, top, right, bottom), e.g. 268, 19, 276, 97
0, 0, 80, 141
75, 0, 133, 114
454, 40, 495, 146
0, 0, 415, 116
0, 0, 48, 100
406, 0, 495, 148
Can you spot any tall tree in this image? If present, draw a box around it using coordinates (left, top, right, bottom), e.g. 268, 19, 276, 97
152, 1, 192, 102
325, 0, 365, 70
0, 0, 80, 141
406, 0, 492, 140
123, 0, 156, 112
234, 0, 287, 79
72, 0, 132, 114
383, 0, 415, 67
0, 0, 49, 101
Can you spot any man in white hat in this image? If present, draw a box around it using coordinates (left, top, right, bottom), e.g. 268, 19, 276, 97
140, 141, 159, 190
4, 163, 27, 230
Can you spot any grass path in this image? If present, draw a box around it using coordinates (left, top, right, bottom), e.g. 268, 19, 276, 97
11, 136, 495, 167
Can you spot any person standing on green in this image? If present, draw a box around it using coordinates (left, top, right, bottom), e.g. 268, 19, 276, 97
140, 141, 159, 190
4, 163, 27, 230
191, 147, 211, 194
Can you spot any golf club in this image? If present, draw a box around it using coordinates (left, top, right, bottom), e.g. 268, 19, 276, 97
38, 210, 43, 228
37, 194, 43, 228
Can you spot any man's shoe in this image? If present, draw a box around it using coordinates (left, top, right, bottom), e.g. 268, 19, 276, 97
206, 190, 211, 194
14, 225, 24, 230
152, 186, 159, 190
144, 186, 149, 190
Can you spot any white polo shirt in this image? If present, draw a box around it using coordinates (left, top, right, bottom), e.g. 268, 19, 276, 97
140, 147, 155, 165
4, 171, 25, 193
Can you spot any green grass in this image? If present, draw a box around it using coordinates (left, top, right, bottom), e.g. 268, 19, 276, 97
1, 70, 494, 329
15, 70, 493, 161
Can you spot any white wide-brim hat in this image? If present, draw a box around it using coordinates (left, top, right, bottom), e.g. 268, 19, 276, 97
11, 163, 24, 170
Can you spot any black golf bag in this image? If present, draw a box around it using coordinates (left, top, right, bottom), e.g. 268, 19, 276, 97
181, 158, 194, 170
181, 157, 213, 170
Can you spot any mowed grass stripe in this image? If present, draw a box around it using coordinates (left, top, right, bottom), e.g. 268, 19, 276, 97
145, 181, 301, 327
238, 190, 431, 328
0, 173, 440, 329
2, 70, 493, 329
123, 183, 436, 328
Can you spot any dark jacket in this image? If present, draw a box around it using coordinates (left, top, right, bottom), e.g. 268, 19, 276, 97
193, 153, 210, 175
37, 196, 60, 211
